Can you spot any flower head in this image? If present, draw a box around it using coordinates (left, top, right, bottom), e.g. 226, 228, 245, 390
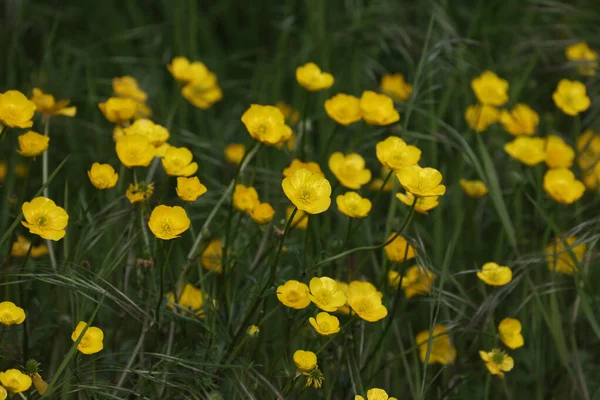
545, 135, 575, 168
98, 97, 138, 124
0, 369, 32, 393
0, 301, 26, 326
336, 192, 372, 219
500, 104, 539, 136
396, 165, 446, 197
22, 197, 68, 241
168, 57, 199, 83
553, 79, 590, 116
355, 388, 398, 400
277, 280, 311, 309
459, 179, 488, 197
71, 322, 104, 355
543, 168, 585, 204
17, 131, 49, 157
303, 368, 324, 389
176, 177, 207, 202
30, 88, 76, 118
324, 93, 362, 125
200, 239, 227, 273
477, 262, 512, 286
471, 71, 509, 106
396, 192, 440, 215
309, 277, 347, 312
126, 182, 154, 204
241, 104, 291, 145
415, 324, 456, 365
480, 349, 514, 378
376, 136, 421, 170
224, 143, 245, 165
288, 206, 308, 229
359, 91, 399, 126
565, 42, 598, 76
11, 235, 35, 258
465, 104, 500, 132
282, 168, 332, 214
545, 235, 586, 275
88, 163, 118, 190
293, 350, 317, 372
148, 205, 190, 240
309, 312, 340, 336
0, 90, 36, 128
504, 136, 546, 166
347, 281, 388, 322
381, 73, 412, 102
233, 184, 260, 212
283, 159, 324, 178
498, 318, 524, 349
116, 134, 156, 167
296, 63, 334, 91
392, 265, 436, 298
384, 234, 416, 263
112, 76, 147, 102
251, 203, 275, 224
182, 80, 223, 109
166, 283, 205, 316
329, 152, 371, 189
123, 119, 169, 148
247, 325, 260, 337
162, 146, 198, 176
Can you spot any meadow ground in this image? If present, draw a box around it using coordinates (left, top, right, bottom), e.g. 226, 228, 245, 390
0, 0, 599, 399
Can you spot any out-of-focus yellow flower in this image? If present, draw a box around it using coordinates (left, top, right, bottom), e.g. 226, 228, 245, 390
324, 93, 362, 125
459, 179, 488, 197
275, 101, 300, 125
22, 197, 68, 241
123, 119, 169, 148
11, 235, 48, 258
30, 88, 76, 118
465, 104, 500, 132
498, 318, 524, 349
552, 79, 591, 116
329, 152, 371, 189
287, 206, 308, 229
30, 243, 49, 258
504, 136, 546, 166
71, 322, 104, 355
359, 90, 399, 126
309, 277, 347, 312
309, 312, 340, 336
303, 368, 324, 389
31, 372, 48, 395
543, 168, 585, 204
282, 168, 332, 214
250, 203, 275, 224
241, 104, 292, 146
293, 350, 317, 372
201, 239, 227, 273
396, 165, 446, 197
565, 42, 598, 76
98, 97, 138, 124
277, 280, 311, 309
0, 369, 32, 393
176, 176, 207, 202
283, 159, 323, 178
116, 134, 155, 167
168, 57, 213, 84
247, 325, 260, 337
381, 73, 412, 102
545, 235, 586, 275
355, 388, 398, 400
112, 76, 147, 103
17, 131, 49, 157
0, 90, 36, 128
0, 301, 26, 326
0, 161, 5, 182
166, 283, 205, 316
162, 146, 198, 176
545, 135, 575, 168
87, 163, 118, 190
148, 205, 190, 240
347, 281, 388, 322
415, 324, 456, 365
296, 62, 334, 91
471, 71, 509, 106
224, 143, 246, 165
15, 163, 28, 178
499, 104, 539, 136
376, 136, 421, 171
582, 163, 600, 191
396, 192, 439, 214
233, 184, 259, 212
126, 182, 154, 204
390, 265, 436, 299
369, 167, 394, 192
384, 234, 416, 263
576, 130, 600, 189
480, 349, 514, 378
336, 192, 372, 219
477, 262, 512, 286
182, 80, 223, 109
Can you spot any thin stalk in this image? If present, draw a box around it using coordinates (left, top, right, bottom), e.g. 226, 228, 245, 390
42, 119, 58, 272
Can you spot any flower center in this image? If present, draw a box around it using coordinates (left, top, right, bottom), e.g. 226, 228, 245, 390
37, 215, 47, 227
492, 351, 505, 365
299, 190, 311, 204
257, 124, 267, 135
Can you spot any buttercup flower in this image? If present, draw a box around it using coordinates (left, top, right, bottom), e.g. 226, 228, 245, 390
415, 324, 456, 365
201, 239, 227, 273
11, 235, 32, 257
176, 177, 207, 202
166, 283, 205, 316
370, 177, 394, 192
116, 134, 155, 167
123, 119, 169, 148
359, 91, 399, 126
309, 277, 347, 312
0, 90, 36, 128
465, 104, 500, 132
336, 192, 372, 219
30, 88, 77, 118
17, 131, 49, 157
282, 168, 332, 214
477, 262, 512, 286
0, 385, 5, 399
391, 265, 436, 299
396, 165, 446, 197
247, 325, 260, 337
182, 81, 223, 109
283, 159, 324, 178
565, 42, 598, 76
276, 101, 301, 125
500, 104, 539, 136
224, 143, 246, 165
277, 280, 311, 309
168, 57, 197, 83
324, 93, 362, 125
126, 182, 154, 204
241, 104, 291, 145
381, 73, 412, 102
148, 205, 191, 240
112, 76, 148, 102
309, 312, 340, 336
552, 79, 591, 116
396, 192, 439, 214
98, 97, 138, 124
162, 146, 198, 176
0, 369, 32, 393
543, 168, 585, 204
296, 62, 334, 91
355, 388, 398, 400
545, 235, 586, 275
233, 184, 260, 212
87, 163, 118, 189
71, 322, 104, 355
384, 234, 416, 263
31, 371, 48, 395
504, 136, 546, 166
293, 350, 317, 372
250, 203, 275, 225
22, 197, 68, 241
0, 301, 26, 326
329, 152, 372, 189
480, 349, 514, 378
459, 179, 488, 197
376, 136, 421, 170
471, 71, 509, 106
347, 281, 388, 322
303, 368, 324, 389
545, 135, 575, 168
288, 206, 308, 229
498, 318, 524, 349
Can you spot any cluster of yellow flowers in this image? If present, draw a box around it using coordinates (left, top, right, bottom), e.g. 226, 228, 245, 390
168, 57, 223, 109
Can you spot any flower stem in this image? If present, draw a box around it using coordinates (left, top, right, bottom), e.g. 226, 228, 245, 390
42, 119, 58, 272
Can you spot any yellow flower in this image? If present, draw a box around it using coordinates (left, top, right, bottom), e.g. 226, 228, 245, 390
499, 104, 539, 136
480, 349, 514, 378
395, 165, 446, 197
303, 368, 324, 389
181, 81, 223, 109
22, 197, 68, 241
369, 168, 394, 192
11, 235, 31, 257
576, 130, 600, 163
347, 281, 388, 322
31, 372, 48, 395
545, 135, 575, 168
233, 184, 260, 212
565, 42, 598, 76
459, 179, 488, 197
123, 118, 169, 148
176, 177, 207, 202
504, 136, 546, 166
543, 168, 585, 204
309, 312, 340, 336
166, 283, 205, 316
359, 90, 400, 126
283, 159, 324, 178
162, 146, 198, 176
498, 318, 524, 349
116, 134, 156, 167
545, 235, 586, 275
0, 301, 26, 326
17, 131, 49, 157
247, 325, 260, 337
224, 143, 246, 165
277, 280, 311, 309
87, 163, 118, 190
148, 205, 190, 240
287, 206, 308, 229
112, 76, 147, 103
282, 168, 332, 214
200, 239, 227, 274
241, 104, 292, 145
336, 192, 372, 219
125, 182, 154, 204
393, 265, 436, 299
465, 104, 500, 132
552, 79, 591, 116
98, 97, 138, 124
275, 101, 300, 125
293, 350, 317, 372
324, 93, 362, 125
381, 73, 412, 102
0, 90, 36, 128
296, 62, 334, 91
0, 369, 32, 393
31, 243, 49, 258
471, 71, 509, 106
328, 152, 371, 189
167, 57, 196, 83
251, 203, 275, 224
384, 234, 416, 263
477, 262, 512, 286
415, 324, 456, 365
376, 136, 421, 170
355, 388, 398, 400
309, 277, 347, 312
71, 322, 104, 355
582, 163, 600, 191
30, 88, 76, 118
